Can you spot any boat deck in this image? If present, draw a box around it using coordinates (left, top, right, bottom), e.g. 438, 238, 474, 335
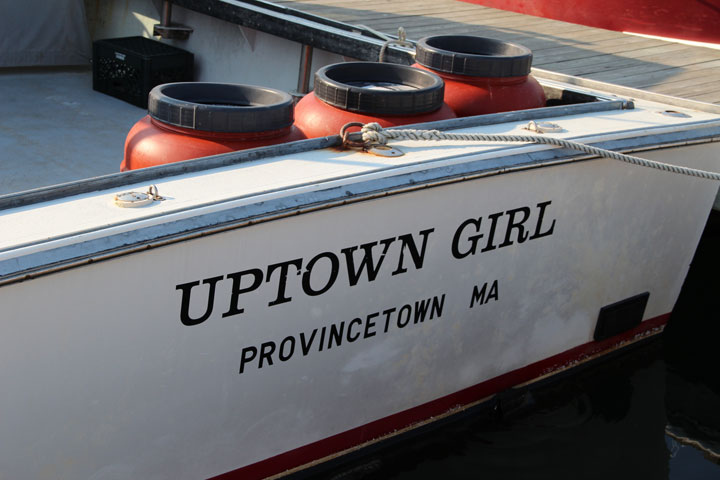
0, 67, 145, 196
2, 0, 720, 197
275, 0, 720, 104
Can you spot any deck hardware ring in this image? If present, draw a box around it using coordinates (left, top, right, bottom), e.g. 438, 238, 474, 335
114, 185, 164, 208
146, 185, 164, 201
524, 120, 563, 133
368, 145, 404, 157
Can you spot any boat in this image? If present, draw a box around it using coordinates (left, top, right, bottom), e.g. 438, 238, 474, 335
457, 0, 720, 46
2, 1, 720, 479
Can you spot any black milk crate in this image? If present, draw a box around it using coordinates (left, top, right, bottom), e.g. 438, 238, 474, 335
92, 36, 193, 108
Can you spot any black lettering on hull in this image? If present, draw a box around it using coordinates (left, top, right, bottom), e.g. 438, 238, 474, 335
238, 294, 447, 374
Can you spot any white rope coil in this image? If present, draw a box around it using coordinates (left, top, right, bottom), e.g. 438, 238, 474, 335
357, 122, 720, 181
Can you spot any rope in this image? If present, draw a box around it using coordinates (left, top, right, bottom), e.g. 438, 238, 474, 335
354, 122, 720, 181
378, 27, 415, 63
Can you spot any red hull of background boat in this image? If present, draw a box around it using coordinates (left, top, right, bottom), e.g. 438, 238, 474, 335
459, 0, 720, 44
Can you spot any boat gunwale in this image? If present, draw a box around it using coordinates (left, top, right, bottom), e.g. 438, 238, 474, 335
1, 123, 718, 287
172, 0, 416, 64
0, 89, 626, 212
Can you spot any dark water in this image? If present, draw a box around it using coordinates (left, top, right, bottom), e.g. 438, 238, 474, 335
306, 212, 720, 480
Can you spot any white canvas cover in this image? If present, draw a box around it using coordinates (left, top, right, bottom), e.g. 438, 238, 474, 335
1, 0, 91, 67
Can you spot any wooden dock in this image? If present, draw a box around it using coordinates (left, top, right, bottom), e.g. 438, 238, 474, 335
275, 0, 720, 104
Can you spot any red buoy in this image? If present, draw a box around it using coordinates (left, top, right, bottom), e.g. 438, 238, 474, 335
413, 36, 546, 117
294, 62, 456, 139
121, 83, 305, 171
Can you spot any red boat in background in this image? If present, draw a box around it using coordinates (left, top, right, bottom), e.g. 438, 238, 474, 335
460, 0, 720, 45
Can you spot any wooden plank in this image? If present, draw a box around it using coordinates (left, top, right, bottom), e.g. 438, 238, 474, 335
520, 28, 632, 45
425, 29, 649, 54
358, 5, 557, 26
295, 3, 485, 19
655, 82, 720, 100
590, 66, 687, 86
685, 91, 720, 104
281, 0, 620, 45
538, 45, 712, 75
662, 83, 720, 101
361, 12, 554, 30
648, 69, 720, 93
594, 57, 720, 82
530, 39, 677, 65
359, 3, 545, 33
371, 2, 507, 16
523, 31, 656, 50
387, 19, 614, 44
541, 46, 718, 75
277, 0, 517, 22
365, 18, 585, 41
592, 59, 720, 85
301, 12, 481, 30
531, 40, 667, 63
287, 0, 514, 19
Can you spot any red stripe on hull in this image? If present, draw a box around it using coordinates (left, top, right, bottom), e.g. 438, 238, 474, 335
457, 0, 720, 45
212, 313, 670, 479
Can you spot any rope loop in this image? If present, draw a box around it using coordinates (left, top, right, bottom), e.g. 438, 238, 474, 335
340, 122, 720, 181
378, 27, 415, 62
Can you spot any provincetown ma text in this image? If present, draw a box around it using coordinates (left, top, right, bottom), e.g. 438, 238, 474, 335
238, 294, 446, 374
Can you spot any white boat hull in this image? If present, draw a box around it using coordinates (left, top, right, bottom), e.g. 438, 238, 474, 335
1, 142, 716, 479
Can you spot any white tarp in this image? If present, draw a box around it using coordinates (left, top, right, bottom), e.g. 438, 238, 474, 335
1, 0, 91, 67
